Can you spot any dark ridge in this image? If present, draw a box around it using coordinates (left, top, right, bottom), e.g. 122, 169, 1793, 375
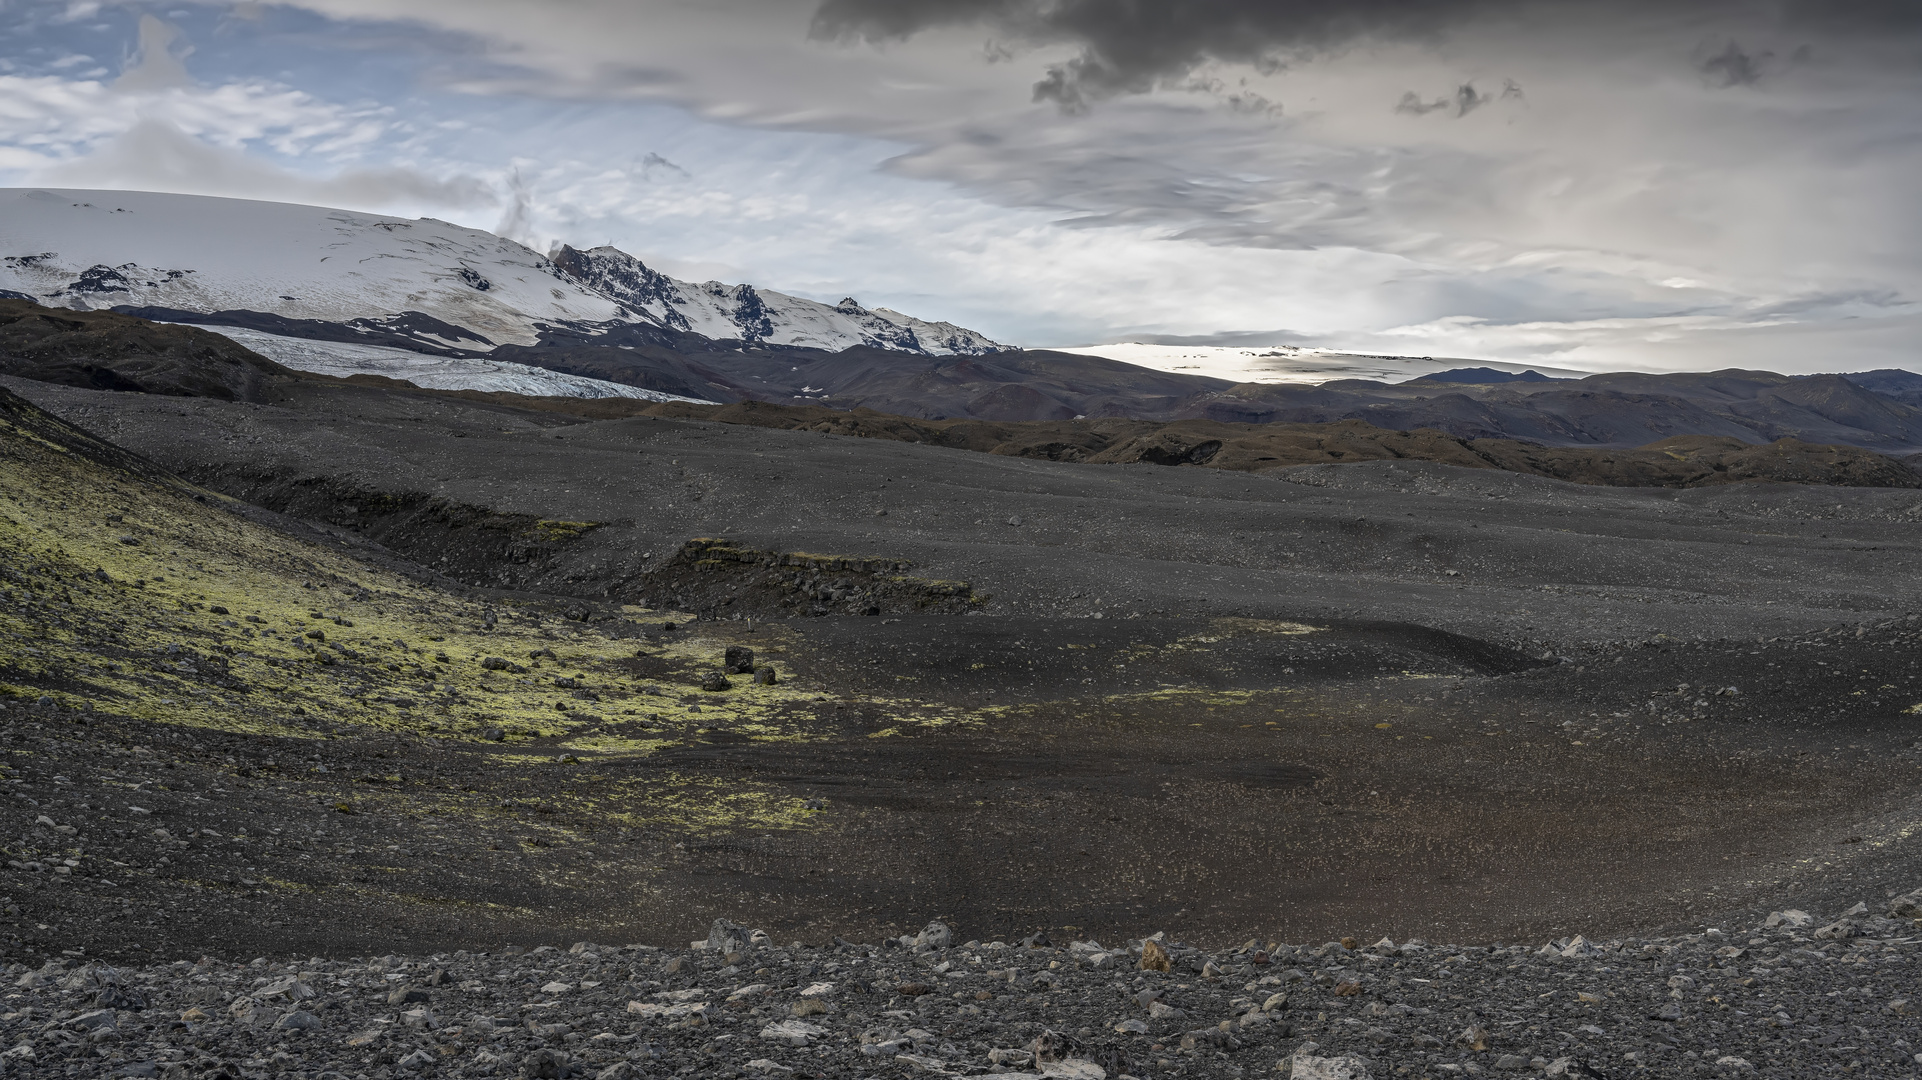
0, 298, 301, 402
1407, 367, 1563, 384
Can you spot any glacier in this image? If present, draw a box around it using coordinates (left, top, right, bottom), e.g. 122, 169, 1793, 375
0, 188, 1006, 360
198, 326, 715, 402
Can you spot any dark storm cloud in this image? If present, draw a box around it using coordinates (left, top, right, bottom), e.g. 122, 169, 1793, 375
812, 0, 1922, 107
812, 0, 1495, 108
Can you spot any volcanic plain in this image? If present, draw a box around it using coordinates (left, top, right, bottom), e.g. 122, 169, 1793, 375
0, 362, 1919, 982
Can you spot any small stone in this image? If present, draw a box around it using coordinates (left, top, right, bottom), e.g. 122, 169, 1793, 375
759, 1019, 827, 1046
1139, 939, 1172, 972
273, 1011, 323, 1031
521, 1048, 570, 1079
1287, 1053, 1372, 1080
67, 1009, 116, 1032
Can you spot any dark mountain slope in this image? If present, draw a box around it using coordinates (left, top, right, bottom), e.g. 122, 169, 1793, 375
0, 299, 300, 402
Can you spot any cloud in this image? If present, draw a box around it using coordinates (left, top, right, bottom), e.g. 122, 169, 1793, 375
115, 14, 193, 92
34, 116, 495, 212
811, 0, 1922, 109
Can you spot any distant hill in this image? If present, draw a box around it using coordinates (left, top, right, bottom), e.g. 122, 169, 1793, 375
1408, 367, 1564, 384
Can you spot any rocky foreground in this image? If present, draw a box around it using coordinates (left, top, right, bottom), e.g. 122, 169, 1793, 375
6, 896, 1922, 1080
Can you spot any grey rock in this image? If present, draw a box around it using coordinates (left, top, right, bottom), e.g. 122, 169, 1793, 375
521, 1047, 571, 1079
914, 920, 953, 950
708, 917, 751, 955
1287, 1053, 1371, 1079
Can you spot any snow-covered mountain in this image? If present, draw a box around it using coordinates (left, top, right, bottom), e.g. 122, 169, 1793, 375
0, 188, 1006, 357
548, 244, 1002, 355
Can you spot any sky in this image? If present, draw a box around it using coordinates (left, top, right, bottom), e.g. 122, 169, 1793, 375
2, 0, 1920, 372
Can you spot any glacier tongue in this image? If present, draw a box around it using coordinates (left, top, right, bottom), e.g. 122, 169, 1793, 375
200, 326, 715, 403
0, 188, 1006, 363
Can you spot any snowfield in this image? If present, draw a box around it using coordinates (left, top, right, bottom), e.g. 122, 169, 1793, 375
202, 326, 715, 403
0, 188, 1005, 357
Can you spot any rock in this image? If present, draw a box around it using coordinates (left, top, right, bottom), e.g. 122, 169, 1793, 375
1287, 1053, 1372, 1079
67, 1009, 116, 1032
725, 645, 756, 673
700, 670, 732, 692
1559, 936, 1602, 958
759, 1019, 827, 1046
1139, 939, 1172, 972
273, 1011, 323, 1031
707, 917, 750, 954
914, 920, 953, 950
521, 1048, 570, 1079
1813, 919, 1858, 941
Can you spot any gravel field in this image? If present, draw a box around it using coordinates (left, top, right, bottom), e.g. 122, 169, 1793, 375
8, 899, 1922, 1080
